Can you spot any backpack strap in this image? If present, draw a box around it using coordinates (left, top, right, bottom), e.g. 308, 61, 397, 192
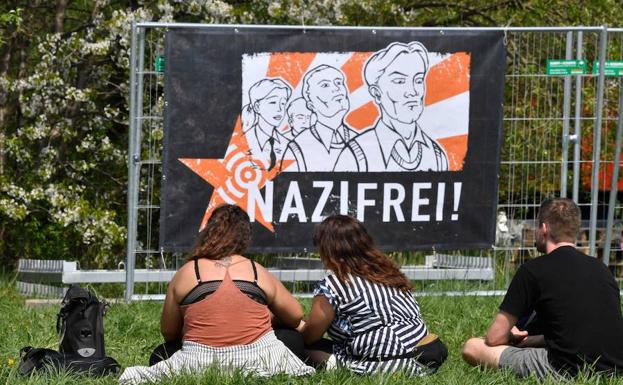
193, 256, 201, 284
56, 290, 72, 334
56, 311, 63, 334
18, 346, 62, 376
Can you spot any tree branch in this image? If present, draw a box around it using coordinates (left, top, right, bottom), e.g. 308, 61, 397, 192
55, 0, 69, 33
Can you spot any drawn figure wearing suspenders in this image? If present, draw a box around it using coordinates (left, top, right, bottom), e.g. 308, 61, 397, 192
341, 42, 448, 172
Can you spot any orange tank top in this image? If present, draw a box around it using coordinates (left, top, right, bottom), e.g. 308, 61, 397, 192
180, 258, 272, 347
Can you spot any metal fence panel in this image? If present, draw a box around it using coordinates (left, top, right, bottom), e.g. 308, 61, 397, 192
124, 25, 621, 300
601, 29, 623, 274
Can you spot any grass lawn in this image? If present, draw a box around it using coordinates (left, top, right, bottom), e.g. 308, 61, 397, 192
1, 276, 622, 385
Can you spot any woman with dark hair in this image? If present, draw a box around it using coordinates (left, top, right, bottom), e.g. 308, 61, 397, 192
300, 214, 447, 375
120, 205, 314, 384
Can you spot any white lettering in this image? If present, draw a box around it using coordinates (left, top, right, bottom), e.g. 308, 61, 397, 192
247, 181, 273, 222
311, 181, 333, 222
244, 181, 456, 225
357, 183, 377, 222
382, 183, 405, 222
436, 182, 445, 221
340, 181, 349, 215
411, 182, 431, 222
452, 182, 462, 220
278, 181, 307, 222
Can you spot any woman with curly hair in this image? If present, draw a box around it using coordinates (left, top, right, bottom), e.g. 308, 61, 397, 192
300, 214, 447, 375
120, 205, 314, 384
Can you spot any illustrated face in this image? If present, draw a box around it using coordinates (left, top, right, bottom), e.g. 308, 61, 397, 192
290, 111, 311, 132
306, 68, 350, 119
288, 102, 312, 133
373, 51, 426, 124
254, 87, 288, 127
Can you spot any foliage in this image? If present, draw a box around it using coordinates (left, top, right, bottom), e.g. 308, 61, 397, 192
1, 0, 623, 269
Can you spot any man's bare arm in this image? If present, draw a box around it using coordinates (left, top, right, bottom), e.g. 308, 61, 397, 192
485, 311, 524, 346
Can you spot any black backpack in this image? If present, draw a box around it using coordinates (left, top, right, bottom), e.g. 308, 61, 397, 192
56, 285, 106, 358
18, 285, 120, 377
18, 347, 119, 377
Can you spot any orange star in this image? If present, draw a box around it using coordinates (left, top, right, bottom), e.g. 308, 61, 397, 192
179, 116, 294, 232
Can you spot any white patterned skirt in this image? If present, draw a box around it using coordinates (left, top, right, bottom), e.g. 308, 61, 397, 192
119, 331, 315, 384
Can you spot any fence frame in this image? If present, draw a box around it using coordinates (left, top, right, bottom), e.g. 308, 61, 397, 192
125, 23, 615, 301
601, 27, 623, 267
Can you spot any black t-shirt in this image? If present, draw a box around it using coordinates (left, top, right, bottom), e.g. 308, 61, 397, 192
500, 246, 623, 374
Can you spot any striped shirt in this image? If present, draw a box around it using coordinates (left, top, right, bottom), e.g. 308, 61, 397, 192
314, 274, 429, 375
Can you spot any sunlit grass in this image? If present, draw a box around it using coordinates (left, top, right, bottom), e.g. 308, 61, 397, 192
1, 275, 622, 384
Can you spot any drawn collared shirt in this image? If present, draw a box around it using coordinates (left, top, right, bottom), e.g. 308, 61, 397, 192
245, 124, 288, 170
345, 118, 448, 172
281, 121, 360, 172
313, 121, 357, 152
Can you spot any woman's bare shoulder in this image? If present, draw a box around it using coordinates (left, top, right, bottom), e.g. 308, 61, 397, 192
249, 259, 272, 278
248, 260, 277, 293
169, 259, 197, 301
172, 259, 195, 280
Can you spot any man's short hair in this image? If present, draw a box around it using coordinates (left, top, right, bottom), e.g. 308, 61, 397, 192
301, 65, 343, 104
286, 97, 310, 121
537, 198, 581, 243
364, 41, 429, 88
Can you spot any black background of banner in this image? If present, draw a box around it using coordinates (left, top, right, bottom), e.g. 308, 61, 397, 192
161, 27, 505, 253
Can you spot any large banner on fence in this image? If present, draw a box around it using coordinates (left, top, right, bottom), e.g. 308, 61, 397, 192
161, 27, 505, 252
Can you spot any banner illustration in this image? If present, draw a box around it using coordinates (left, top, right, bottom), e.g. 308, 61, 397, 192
161, 28, 505, 252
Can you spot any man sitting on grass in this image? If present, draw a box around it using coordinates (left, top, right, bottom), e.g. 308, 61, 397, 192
462, 198, 623, 379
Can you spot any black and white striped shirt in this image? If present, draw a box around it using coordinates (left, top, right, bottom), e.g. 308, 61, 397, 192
314, 274, 429, 375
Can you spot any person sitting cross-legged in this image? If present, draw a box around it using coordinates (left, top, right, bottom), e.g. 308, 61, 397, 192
119, 204, 314, 385
299, 214, 448, 375
462, 198, 623, 379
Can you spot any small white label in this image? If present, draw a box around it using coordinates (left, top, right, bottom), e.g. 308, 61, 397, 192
77, 348, 96, 357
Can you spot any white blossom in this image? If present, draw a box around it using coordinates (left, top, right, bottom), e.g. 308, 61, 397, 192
268, 2, 282, 18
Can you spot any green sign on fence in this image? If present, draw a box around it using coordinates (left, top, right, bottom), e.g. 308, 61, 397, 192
592, 61, 623, 76
155, 56, 165, 73
546, 60, 587, 75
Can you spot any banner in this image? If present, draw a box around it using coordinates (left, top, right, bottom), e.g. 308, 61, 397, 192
160, 27, 505, 252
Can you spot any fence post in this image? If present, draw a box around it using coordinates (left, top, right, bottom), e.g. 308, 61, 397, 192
589, 26, 608, 258
560, 31, 574, 198
602, 82, 623, 267
125, 22, 140, 302
572, 31, 583, 204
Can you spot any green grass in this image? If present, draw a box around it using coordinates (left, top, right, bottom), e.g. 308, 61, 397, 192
1, 276, 622, 384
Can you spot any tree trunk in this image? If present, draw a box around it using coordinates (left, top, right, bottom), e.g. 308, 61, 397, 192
55, 0, 69, 33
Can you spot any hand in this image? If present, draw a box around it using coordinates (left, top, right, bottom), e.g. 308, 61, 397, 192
295, 319, 306, 333
515, 334, 546, 348
509, 326, 528, 346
